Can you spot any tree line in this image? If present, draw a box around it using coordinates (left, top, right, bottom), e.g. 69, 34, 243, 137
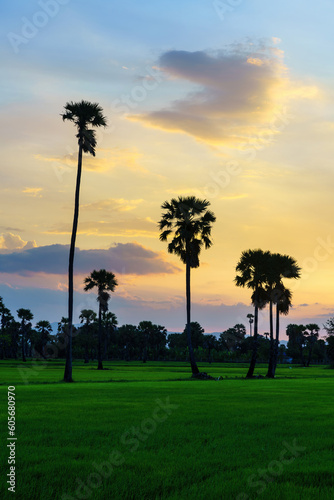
1, 295, 333, 368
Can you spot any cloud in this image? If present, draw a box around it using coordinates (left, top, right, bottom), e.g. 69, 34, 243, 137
81, 198, 144, 212
130, 41, 318, 146
220, 193, 248, 201
35, 147, 148, 174
22, 187, 43, 197
0, 242, 180, 276
47, 218, 157, 238
0, 233, 36, 253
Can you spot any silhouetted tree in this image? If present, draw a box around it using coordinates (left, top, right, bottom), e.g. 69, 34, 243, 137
102, 311, 118, 361
56, 317, 70, 358
326, 337, 334, 367
0, 298, 14, 358
305, 323, 320, 367
17, 308, 33, 362
235, 249, 270, 378
61, 100, 107, 382
323, 318, 334, 367
267, 253, 300, 377
79, 309, 97, 363
159, 196, 216, 375
203, 334, 218, 363
34, 320, 53, 358
286, 324, 307, 365
219, 324, 246, 352
117, 324, 139, 360
84, 269, 118, 370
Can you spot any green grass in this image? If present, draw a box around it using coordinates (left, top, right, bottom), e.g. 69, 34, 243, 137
1, 360, 334, 499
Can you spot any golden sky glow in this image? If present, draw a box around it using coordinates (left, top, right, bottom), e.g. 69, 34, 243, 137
1, 2, 334, 336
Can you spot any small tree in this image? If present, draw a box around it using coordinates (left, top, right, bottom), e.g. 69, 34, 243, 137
17, 308, 33, 362
84, 269, 118, 370
324, 318, 334, 368
305, 324, 320, 367
79, 309, 97, 363
34, 320, 53, 358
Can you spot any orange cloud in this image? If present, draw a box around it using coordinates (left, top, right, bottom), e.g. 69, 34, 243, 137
46, 218, 158, 238
35, 147, 148, 174
22, 187, 43, 197
81, 198, 144, 212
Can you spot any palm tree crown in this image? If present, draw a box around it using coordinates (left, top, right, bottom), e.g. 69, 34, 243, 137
17, 308, 33, 323
61, 100, 107, 156
84, 269, 118, 306
159, 196, 216, 268
235, 249, 271, 294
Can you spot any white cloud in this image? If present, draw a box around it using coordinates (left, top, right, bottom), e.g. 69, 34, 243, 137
0, 233, 36, 253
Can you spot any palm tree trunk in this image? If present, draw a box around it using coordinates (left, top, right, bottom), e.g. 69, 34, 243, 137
64, 142, 83, 382
246, 304, 258, 378
186, 257, 199, 375
273, 304, 280, 376
97, 302, 103, 370
266, 299, 275, 378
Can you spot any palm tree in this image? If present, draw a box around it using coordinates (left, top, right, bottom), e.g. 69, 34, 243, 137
79, 309, 97, 363
235, 249, 271, 378
34, 320, 53, 358
17, 308, 33, 362
158, 196, 216, 375
83, 269, 118, 370
267, 253, 301, 378
305, 323, 320, 367
61, 100, 107, 382
102, 312, 118, 361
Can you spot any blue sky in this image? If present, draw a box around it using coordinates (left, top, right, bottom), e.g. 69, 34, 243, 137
1, 0, 334, 336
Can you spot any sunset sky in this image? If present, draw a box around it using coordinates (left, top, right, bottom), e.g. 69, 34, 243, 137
1, 0, 334, 337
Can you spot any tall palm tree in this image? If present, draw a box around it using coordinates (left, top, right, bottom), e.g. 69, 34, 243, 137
235, 249, 271, 378
61, 100, 107, 382
266, 253, 301, 378
83, 269, 118, 370
158, 196, 216, 375
17, 308, 33, 362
